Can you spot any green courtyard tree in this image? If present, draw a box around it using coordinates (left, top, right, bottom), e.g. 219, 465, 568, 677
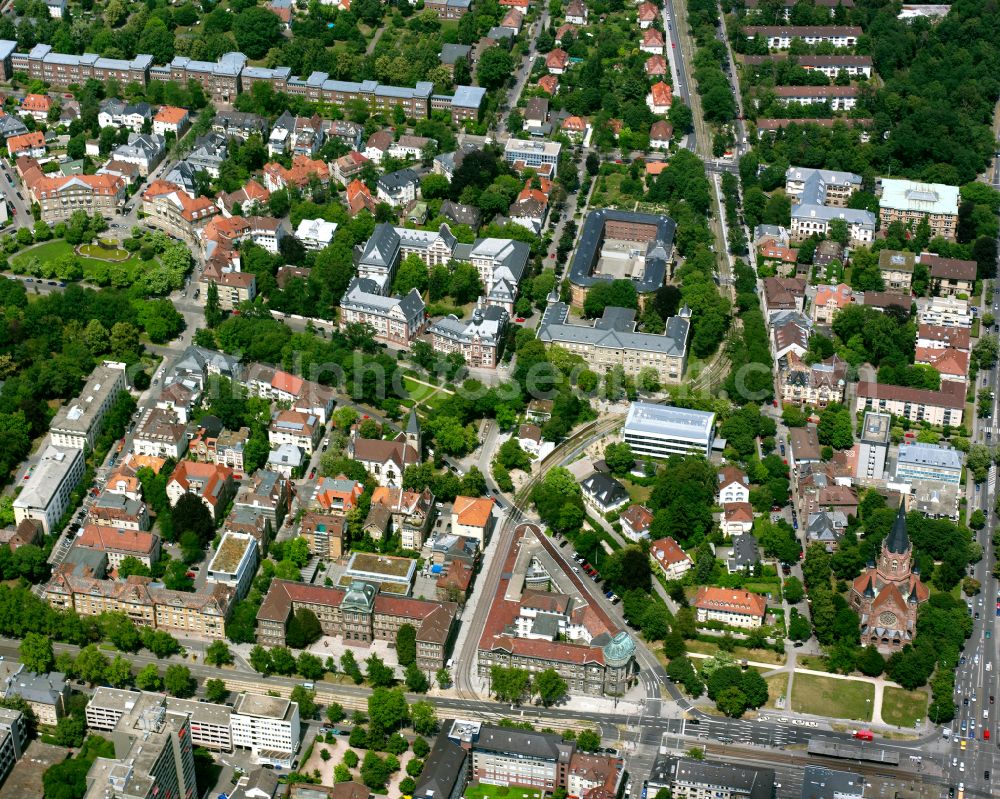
395, 624, 417, 667
533, 668, 568, 706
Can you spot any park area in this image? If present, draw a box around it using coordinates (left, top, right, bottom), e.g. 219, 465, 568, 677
10, 239, 156, 284
790, 673, 875, 722
880, 686, 928, 727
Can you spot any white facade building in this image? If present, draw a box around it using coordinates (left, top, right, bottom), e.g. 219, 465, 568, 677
623, 403, 716, 459
231, 693, 301, 767
13, 443, 85, 533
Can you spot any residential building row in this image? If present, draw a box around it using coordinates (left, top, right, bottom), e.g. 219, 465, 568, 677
0, 43, 486, 123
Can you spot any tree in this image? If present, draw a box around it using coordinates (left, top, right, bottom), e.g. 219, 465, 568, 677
290, 685, 318, 719
19, 632, 53, 673
361, 751, 393, 791
118, 556, 151, 579
857, 645, 885, 677
102, 613, 142, 653
782, 576, 804, 604
163, 560, 194, 592
368, 687, 409, 736
490, 666, 531, 703
136, 664, 163, 691
164, 665, 195, 697
270, 646, 296, 675
75, 645, 109, 685
576, 729, 601, 751
405, 662, 429, 693
205, 640, 234, 667
287, 607, 323, 649
410, 700, 438, 735
205, 678, 229, 703
107, 656, 133, 688
249, 645, 274, 675
171, 493, 215, 545
716, 685, 748, 718
394, 254, 429, 296
232, 6, 283, 58
54, 714, 87, 747
366, 654, 395, 687
477, 47, 514, 90
533, 668, 568, 706
396, 624, 417, 667
602, 545, 653, 593
205, 281, 222, 328
326, 703, 346, 723
603, 442, 634, 476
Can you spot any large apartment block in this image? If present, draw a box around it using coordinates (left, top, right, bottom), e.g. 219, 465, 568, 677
49, 363, 127, 450
785, 166, 874, 245
20, 159, 126, 222
0, 41, 485, 123
339, 278, 428, 348
855, 380, 965, 427
742, 26, 862, 49
256, 579, 456, 670
82, 691, 196, 799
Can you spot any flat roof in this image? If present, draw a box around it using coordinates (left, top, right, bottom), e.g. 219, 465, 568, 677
879, 178, 959, 216
13, 444, 83, 511
234, 692, 292, 720
50, 364, 125, 434
624, 402, 715, 441
208, 532, 257, 574
897, 443, 962, 470
345, 552, 416, 580
860, 412, 892, 444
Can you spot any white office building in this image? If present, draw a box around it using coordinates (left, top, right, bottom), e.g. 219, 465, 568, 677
895, 443, 963, 485
49, 363, 127, 450
622, 402, 716, 458
231, 692, 300, 767
503, 138, 561, 169
13, 443, 85, 533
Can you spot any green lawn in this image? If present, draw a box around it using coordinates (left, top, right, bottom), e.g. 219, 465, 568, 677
79, 242, 130, 261
791, 673, 874, 721
880, 686, 928, 727
11, 239, 153, 284
765, 673, 789, 709
465, 786, 542, 799
402, 376, 438, 403
623, 479, 652, 503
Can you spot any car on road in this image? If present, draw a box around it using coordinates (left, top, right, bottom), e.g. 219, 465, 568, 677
515, 317, 526, 323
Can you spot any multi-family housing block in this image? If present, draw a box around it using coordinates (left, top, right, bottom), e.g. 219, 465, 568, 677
49, 363, 127, 450
742, 26, 862, 48
339, 278, 428, 348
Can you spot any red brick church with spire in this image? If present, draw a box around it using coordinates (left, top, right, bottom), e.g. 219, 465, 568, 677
849, 502, 929, 651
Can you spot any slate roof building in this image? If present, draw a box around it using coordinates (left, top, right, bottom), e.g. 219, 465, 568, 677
538, 302, 691, 385
568, 208, 675, 307
339, 277, 428, 347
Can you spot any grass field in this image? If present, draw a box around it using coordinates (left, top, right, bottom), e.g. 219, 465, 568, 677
402, 376, 438, 403
686, 639, 785, 666
798, 654, 830, 671
765, 673, 789, 709
880, 686, 928, 727
465, 786, 542, 799
79, 242, 130, 261
11, 239, 152, 283
791, 673, 874, 721
623, 479, 652, 503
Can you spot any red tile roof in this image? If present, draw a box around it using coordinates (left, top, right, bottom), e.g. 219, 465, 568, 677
650, 537, 690, 568
7, 131, 44, 153
694, 587, 766, 618
77, 525, 157, 555
648, 81, 673, 107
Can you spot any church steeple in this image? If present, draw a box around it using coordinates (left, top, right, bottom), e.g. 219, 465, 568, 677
405, 408, 421, 452
885, 500, 910, 555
